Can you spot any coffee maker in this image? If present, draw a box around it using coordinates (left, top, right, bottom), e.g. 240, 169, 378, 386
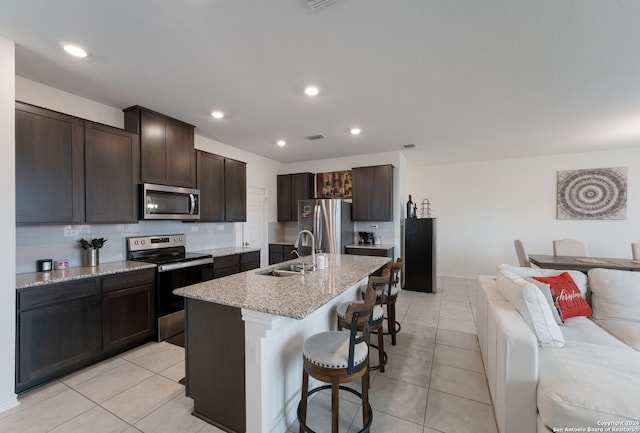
358, 231, 374, 245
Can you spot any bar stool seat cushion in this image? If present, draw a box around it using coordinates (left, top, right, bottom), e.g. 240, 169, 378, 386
337, 302, 384, 321
303, 331, 369, 369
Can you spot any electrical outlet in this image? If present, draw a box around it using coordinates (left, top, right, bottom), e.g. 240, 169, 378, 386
64, 229, 78, 237
218, 225, 224, 231
191, 226, 199, 232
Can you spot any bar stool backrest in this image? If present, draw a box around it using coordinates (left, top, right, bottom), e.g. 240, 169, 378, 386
343, 282, 376, 374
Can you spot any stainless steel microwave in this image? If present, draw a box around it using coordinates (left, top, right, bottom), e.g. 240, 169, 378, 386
142, 183, 200, 220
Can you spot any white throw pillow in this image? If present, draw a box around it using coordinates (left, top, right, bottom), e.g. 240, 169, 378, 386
525, 277, 564, 326
588, 268, 640, 321
497, 264, 588, 297
497, 269, 565, 347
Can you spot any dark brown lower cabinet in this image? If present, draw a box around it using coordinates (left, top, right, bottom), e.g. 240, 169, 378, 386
240, 251, 260, 272
185, 299, 245, 433
344, 246, 394, 258
102, 269, 155, 355
268, 244, 295, 265
16, 279, 100, 393
214, 251, 261, 279
16, 269, 155, 393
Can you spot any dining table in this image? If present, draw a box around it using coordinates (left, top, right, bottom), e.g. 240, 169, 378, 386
528, 254, 640, 273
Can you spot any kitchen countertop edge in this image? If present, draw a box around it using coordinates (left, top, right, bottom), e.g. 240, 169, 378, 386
16, 261, 157, 290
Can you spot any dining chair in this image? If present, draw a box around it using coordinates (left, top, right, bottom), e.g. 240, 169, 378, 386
553, 238, 588, 257
632, 242, 640, 260
514, 240, 530, 267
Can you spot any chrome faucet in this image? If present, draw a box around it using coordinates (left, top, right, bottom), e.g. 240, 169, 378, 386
294, 229, 315, 272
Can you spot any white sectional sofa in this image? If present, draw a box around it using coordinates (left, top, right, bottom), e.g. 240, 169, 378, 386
477, 265, 640, 433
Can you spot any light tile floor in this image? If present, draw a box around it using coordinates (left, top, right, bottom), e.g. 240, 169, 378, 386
0, 276, 497, 433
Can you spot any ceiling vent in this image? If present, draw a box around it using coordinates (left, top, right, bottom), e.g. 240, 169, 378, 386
305, 134, 326, 140
307, 0, 339, 9
403, 143, 416, 149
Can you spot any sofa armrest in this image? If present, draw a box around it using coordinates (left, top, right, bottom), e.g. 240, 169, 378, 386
490, 301, 538, 433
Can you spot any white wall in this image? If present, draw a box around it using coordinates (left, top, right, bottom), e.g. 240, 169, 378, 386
0, 37, 18, 411
408, 148, 640, 277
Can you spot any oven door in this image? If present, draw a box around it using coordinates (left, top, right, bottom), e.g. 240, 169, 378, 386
156, 258, 213, 341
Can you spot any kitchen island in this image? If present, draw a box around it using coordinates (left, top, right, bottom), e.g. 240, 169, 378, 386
174, 254, 390, 433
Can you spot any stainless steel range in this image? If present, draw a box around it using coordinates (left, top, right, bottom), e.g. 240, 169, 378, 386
127, 234, 213, 345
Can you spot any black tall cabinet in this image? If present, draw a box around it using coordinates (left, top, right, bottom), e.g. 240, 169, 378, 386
403, 218, 436, 293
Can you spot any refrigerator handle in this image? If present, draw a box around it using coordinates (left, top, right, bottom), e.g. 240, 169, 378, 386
314, 203, 322, 251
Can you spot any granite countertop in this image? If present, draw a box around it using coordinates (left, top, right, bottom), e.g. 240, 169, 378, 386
345, 243, 395, 250
195, 246, 261, 257
16, 261, 157, 290
174, 254, 390, 320
268, 241, 296, 245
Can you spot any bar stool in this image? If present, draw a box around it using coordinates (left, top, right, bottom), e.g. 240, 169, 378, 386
337, 269, 390, 373
297, 283, 376, 433
362, 258, 403, 345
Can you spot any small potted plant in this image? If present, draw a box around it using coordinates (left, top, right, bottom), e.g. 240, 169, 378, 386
80, 237, 107, 267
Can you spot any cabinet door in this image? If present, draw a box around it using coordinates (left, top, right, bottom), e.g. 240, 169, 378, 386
102, 284, 154, 354
197, 151, 225, 222
224, 159, 246, 222
351, 167, 373, 221
292, 173, 315, 213
352, 165, 393, 221
15, 102, 85, 224
277, 175, 293, 221
166, 120, 196, 188
139, 109, 168, 185
240, 251, 260, 271
213, 254, 240, 279
17, 280, 99, 393
125, 106, 196, 188
85, 122, 140, 223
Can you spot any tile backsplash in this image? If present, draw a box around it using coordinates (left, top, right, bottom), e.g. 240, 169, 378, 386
16, 221, 238, 274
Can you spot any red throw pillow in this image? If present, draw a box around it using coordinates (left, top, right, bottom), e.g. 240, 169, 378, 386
532, 272, 592, 320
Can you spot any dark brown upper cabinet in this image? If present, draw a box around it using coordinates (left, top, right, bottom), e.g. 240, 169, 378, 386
352, 164, 394, 221
224, 158, 247, 222
123, 106, 196, 188
196, 151, 247, 222
16, 102, 141, 225
16, 102, 85, 224
197, 151, 225, 221
277, 173, 315, 221
85, 122, 140, 223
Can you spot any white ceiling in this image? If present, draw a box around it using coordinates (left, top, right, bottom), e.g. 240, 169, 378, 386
2, 0, 640, 166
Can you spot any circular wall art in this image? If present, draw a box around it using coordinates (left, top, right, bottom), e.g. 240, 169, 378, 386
557, 167, 627, 220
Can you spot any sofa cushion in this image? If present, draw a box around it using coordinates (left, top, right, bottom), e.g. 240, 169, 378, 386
588, 268, 640, 322
497, 264, 587, 297
592, 319, 640, 351
532, 273, 592, 320
496, 269, 565, 347
538, 340, 640, 429
525, 277, 564, 325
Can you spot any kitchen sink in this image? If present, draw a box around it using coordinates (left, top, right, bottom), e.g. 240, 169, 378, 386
256, 263, 307, 277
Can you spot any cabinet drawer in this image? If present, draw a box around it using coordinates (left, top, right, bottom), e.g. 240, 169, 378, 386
345, 247, 394, 258
18, 279, 98, 311
214, 254, 239, 269
102, 269, 155, 293
240, 251, 260, 265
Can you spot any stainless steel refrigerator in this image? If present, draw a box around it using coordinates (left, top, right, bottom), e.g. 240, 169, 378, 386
297, 199, 353, 254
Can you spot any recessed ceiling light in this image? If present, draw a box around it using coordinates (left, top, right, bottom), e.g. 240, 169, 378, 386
276, 140, 286, 147
304, 86, 319, 96
350, 127, 361, 136
62, 43, 88, 58
211, 110, 225, 119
